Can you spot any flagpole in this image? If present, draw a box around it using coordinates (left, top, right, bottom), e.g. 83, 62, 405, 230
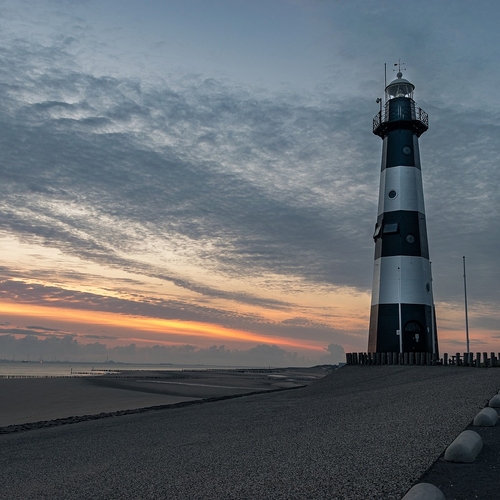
463, 256, 470, 354
430, 261, 436, 356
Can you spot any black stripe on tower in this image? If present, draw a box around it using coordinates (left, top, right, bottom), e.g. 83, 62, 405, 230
381, 129, 422, 171
373, 210, 429, 259
368, 304, 435, 353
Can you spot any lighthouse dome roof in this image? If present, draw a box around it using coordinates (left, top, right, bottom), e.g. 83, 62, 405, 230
386, 72, 415, 99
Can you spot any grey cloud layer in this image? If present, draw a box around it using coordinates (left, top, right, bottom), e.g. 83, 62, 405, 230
0, 35, 378, 296
0, 333, 345, 366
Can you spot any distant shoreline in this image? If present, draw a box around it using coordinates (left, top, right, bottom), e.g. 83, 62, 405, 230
0, 360, 333, 378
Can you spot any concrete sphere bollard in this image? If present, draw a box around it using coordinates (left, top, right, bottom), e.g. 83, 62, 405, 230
401, 483, 445, 500
489, 394, 500, 407
473, 407, 498, 426
444, 430, 483, 463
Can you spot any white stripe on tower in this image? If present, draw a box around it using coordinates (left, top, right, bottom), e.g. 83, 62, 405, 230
377, 166, 425, 215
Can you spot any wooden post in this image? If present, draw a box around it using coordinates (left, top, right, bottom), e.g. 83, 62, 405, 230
483, 352, 488, 367
456, 353, 461, 366
476, 352, 481, 367
443, 353, 448, 366
381, 352, 387, 365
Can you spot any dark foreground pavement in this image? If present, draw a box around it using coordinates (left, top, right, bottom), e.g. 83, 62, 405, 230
1, 366, 499, 500
419, 411, 500, 499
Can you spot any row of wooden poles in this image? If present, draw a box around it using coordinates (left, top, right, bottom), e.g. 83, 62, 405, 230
346, 351, 500, 367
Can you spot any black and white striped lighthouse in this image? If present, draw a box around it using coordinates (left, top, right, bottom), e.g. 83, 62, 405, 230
368, 69, 438, 355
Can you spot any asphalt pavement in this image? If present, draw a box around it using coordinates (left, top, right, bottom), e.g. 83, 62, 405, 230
1, 365, 499, 500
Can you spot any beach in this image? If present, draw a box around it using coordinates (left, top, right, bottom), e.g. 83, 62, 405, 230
1, 365, 499, 499
0, 367, 323, 428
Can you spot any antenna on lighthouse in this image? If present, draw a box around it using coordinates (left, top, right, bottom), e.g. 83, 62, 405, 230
384, 63, 387, 103
393, 59, 406, 78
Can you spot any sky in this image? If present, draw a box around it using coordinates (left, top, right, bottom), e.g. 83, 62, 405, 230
0, 0, 500, 366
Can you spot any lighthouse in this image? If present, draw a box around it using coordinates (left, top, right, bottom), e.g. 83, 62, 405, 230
368, 69, 438, 356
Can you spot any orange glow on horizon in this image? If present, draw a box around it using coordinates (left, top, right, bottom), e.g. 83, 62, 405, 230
0, 301, 325, 352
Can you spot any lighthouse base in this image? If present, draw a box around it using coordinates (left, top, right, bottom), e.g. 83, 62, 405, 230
368, 303, 437, 354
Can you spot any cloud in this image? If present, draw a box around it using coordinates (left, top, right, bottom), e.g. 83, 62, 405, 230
0, 334, 337, 367
0, 28, 380, 306
0, 279, 357, 345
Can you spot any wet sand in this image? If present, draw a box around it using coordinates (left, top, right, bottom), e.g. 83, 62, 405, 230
0, 367, 325, 427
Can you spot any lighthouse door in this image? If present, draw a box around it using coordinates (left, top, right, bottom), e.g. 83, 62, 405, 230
403, 321, 425, 352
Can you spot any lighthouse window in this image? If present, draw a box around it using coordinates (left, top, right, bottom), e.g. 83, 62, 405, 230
406, 234, 415, 244
388, 190, 397, 199
383, 222, 399, 234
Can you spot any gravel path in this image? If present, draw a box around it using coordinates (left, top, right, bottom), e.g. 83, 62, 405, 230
1, 366, 499, 500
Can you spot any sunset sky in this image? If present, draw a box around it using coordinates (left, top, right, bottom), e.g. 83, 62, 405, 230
1, 0, 500, 366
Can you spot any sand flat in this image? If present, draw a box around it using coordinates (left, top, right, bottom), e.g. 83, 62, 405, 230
0, 377, 200, 426
0, 368, 323, 427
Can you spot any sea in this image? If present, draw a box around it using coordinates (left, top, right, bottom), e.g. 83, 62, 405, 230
0, 360, 238, 378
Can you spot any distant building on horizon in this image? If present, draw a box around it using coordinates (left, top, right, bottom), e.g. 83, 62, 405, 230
368, 68, 438, 356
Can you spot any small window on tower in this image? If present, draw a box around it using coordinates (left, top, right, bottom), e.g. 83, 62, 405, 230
383, 222, 399, 234
373, 224, 382, 239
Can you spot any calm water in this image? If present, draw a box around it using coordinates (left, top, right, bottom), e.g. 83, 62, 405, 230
0, 361, 234, 378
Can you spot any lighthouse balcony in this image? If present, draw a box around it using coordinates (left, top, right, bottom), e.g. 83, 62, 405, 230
373, 100, 428, 138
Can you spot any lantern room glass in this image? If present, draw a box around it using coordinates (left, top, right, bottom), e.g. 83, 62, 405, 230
385, 72, 415, 100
